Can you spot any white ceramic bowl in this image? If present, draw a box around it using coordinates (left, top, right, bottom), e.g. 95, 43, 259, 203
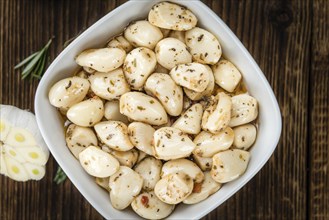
35, 0, 282, 219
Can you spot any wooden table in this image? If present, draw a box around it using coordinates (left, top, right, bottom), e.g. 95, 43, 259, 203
1, 0, 328, 219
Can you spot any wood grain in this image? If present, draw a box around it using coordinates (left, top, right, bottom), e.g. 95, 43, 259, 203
0, 0, 328, 219
201, 0, 312, 219
309, 0, 329, 219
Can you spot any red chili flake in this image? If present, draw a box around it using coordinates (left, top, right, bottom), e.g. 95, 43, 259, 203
192, 182, 202, 193
141, 196, 149, 208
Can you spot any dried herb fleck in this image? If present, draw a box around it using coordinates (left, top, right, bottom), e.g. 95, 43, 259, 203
132, 58, 137, 67
137, 106, 146, 111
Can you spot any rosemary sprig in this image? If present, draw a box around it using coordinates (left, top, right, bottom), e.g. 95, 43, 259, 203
14, 38, 52, 80
53, 166, 67, 184
63, 36, 76, 48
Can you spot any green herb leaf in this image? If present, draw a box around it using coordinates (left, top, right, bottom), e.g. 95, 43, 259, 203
54, 166, 67, 184
15, 38, 53, 80
14, 52, 39, 69
21, 49, 45, 76
33, 50, 48, 78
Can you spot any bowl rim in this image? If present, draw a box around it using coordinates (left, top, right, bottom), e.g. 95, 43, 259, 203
35, 0, 282, 219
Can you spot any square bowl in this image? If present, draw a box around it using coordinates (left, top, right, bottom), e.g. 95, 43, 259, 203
35, 0, 282, 219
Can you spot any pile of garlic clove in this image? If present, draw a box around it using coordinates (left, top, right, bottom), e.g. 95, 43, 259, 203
48, 1, 259, 219
0, 105, 49, 181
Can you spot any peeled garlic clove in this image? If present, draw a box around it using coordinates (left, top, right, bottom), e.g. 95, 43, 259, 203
16, 146, 48, 165
212, 59, 242, 92
134, 157, 162, 191
65, 124, 98, 159
131, 191, 175, 219
154, 172, 194, 204
185, 27, 222, 64
202, 92, 232, 133
109, 166, 143, 210
211, 149, 250, 183
229, 94, 258, 127
123, 47, 157, 90
161, 159, 204, 183
128, 122, 155, 156
169, 30, 186, 43
103, 147, 138, 168
169, 63, 209, 92
5, 156, 29, 181
5, 127, 37, 147
79, 146, 120, 178
192, 153, 212, 171
24, 163, 45, 180
88, 68, 130, 100
48, 77, 90, 108
184, 65, 215, 100
193, 127, 234, 157
75, 48, 126, 72
104, 100, 129, 124
95, 177, 110, 191
107, 35, 133, 52
155, 38, 192, 70
0, 118, 11, 141
67, 97, 104, 127
149, 2, 197, 31
172, 103, 203, 134
183, 171, 221, 204
120, 92, 168, 126
145, 73, 183, 116
3, 144, 26, 163
94, 121, 134, 152
233, 124, 257, 150
124, 20, 163, 49
153, 127, 195, 160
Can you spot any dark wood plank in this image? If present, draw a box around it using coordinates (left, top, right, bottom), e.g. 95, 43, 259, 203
202, 0, 312, 219
309, 0, 329, 219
